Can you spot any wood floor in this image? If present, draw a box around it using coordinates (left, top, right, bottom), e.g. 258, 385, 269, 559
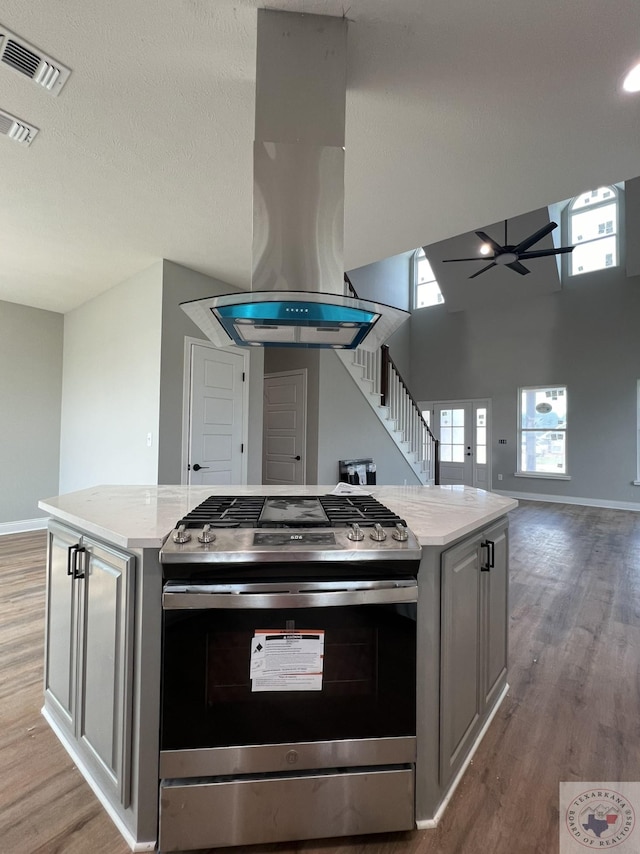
1, 500, 639, 854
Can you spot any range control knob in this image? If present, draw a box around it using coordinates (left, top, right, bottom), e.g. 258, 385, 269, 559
369, 523, 387, 542
392, 523, 409, 542
198, 523, 216, 544
347, 522, 365, 542
172, 524, 191, 544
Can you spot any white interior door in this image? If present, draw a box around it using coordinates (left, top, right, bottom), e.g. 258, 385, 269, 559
263, 370, 307, 485
186, 343, 246, 485
426, 400, 491, 488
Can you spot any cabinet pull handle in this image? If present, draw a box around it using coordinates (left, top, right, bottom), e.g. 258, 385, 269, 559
481, 539, 495, 571
67, 544, 79, 576
73, 546, 87, 579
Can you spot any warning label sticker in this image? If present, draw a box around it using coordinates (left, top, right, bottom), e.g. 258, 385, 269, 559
249, 630, 325, 692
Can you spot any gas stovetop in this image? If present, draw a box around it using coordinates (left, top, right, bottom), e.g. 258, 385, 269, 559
175, 495, 407, 529
160, 494, 422, 567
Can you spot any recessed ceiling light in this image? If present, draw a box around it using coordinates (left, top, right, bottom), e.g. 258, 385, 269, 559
480, 243, 491, 255
622, 61, 640, 93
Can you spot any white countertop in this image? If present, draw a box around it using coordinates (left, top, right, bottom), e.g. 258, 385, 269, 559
39, 485, 518, 549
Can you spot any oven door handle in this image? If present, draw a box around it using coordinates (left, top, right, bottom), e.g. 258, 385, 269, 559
162, 581, 418, 610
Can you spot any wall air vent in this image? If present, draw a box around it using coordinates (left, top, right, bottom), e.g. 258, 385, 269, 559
0, 108, 39, 146
0, 25, 71, 95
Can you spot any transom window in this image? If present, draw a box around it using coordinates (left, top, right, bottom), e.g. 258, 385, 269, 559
413, 248, 444, 309
568, 186, 619, 276
518, 386, 568, 476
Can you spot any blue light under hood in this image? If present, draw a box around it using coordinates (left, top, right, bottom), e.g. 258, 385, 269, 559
213, 299, 379, 349
180, 290, 410, 351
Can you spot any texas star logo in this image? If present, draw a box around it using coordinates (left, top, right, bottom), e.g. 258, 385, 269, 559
565, 788, 636, 848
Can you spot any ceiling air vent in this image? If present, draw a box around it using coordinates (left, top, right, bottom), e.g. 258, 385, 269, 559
0, 108, 39, 146
0, 25, 71, 95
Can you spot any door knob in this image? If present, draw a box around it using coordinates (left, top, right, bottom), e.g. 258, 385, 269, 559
192, 463, 210, 471
291, 455, 301, 460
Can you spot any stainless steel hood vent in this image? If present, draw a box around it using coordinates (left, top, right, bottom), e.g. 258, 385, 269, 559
181, 9, 409, 350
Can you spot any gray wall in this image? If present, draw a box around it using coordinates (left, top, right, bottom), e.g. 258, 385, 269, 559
263, 347, 420, 486
264, 252, 413, 484
59, 261, 265, 495
410, 264, 640, 506
0, 300, 63, 524
159, 261, 264, 484
625, 177, 640, 277
59, 263, 164, 493
158, 261, 264, 485
263, 252, 420, 487
348, 252, 412, 311
317, 351, 421, 486
348, 250, 413, 382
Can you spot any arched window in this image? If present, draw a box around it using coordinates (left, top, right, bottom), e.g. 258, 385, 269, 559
413, 248, 444, 308
568, 186, 619, 276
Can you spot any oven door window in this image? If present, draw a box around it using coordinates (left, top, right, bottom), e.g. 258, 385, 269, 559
161, 604, 416, 749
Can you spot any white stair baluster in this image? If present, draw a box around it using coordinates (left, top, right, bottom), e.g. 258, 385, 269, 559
334, 346, 437, 485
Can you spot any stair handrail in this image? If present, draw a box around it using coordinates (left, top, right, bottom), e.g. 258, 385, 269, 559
380, 345, 440, 484
343, 274, 440, 486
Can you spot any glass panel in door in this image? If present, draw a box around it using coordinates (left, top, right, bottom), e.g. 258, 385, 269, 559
434, 404, 472, 485
162, 603, 417, 749
473, 405, 490, 489
476, 408, 487, 465
439, 409, 466, 464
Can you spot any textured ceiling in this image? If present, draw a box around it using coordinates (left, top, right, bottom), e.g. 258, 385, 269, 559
0, 0, 639, 313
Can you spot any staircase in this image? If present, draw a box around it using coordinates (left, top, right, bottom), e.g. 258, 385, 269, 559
335, 344, 440, 486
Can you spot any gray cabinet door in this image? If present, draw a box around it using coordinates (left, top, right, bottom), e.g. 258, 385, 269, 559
76, 537, 135, 808
482, 520, 508, 710
439, 534, 482, 787
439, 518, 510, 788
44, 523, 80, 731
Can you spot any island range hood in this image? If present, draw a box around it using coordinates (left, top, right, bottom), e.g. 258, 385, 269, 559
181, 8, 409, 350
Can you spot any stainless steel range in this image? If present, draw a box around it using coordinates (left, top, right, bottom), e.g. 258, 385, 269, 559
158, 494, 422, 851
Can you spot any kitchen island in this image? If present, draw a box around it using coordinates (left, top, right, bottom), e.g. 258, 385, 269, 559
39, 484, 517, 852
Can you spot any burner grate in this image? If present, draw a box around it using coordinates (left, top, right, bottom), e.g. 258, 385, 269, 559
319, 496, 406, 528
175, 495, 406, 530
177, 496, 265, 528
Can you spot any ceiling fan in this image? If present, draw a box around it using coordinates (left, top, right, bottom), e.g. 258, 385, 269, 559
442, 220, 574, 279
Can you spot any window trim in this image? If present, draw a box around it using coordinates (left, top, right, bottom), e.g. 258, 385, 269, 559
411, 248, 444, 310
516, 384, 569, 479
565, 185, 620, 278
514, 472, 572, 481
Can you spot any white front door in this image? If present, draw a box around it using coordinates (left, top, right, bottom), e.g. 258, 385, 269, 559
425, 400, 491, 488
263, 370, 307, 485
186, 343, 246, 485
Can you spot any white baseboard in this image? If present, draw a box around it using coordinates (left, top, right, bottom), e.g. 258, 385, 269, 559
494, 489, 640, 512
0, 517, 48, 536
415, 682, 509, 830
